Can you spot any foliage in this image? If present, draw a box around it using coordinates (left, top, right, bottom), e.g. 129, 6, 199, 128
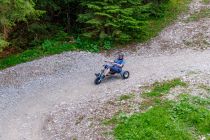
9, 23, 67, 50
0, 0, 38, 26
0, 0, 44, 35
113, 95, 210, 140
0, 37, 9, 52
75, 37, 100, 52
77, 0, 150, 42
0, 0, 44, 52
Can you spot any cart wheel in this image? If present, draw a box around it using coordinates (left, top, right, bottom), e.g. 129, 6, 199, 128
122, 71, 129, 79
94, 77, 102, 85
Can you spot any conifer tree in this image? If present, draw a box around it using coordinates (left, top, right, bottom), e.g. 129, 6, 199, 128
0, 0, 43, 51
78, 0, 150, 42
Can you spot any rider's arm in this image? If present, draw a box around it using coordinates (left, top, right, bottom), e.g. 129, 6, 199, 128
114, 60, 125, 68
105, 60, 114, 63
113, 63, 123, 68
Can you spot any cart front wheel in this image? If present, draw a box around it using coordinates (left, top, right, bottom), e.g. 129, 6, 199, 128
95, 77, 102, 85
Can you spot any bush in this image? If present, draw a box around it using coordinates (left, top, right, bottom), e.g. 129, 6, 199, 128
0, 38, 9, 52
76, 37, 99, 52
77, 0, 148, 42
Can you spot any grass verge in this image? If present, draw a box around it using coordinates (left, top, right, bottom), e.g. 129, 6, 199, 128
113, 94, 210, 140
102, 79, 210, 140
0, 42, 76, 70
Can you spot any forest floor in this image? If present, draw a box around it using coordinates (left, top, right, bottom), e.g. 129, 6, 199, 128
0, 0, 210, 139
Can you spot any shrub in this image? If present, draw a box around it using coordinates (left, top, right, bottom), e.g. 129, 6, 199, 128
0, 38, 9, 52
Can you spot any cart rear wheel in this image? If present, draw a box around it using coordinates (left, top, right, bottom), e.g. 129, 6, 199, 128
122, 71, 129, 79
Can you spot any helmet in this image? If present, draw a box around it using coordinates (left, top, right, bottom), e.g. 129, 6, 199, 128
118, 53, 124, 60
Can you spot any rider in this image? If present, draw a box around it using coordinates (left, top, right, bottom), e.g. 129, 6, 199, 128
103, 53, 125, 77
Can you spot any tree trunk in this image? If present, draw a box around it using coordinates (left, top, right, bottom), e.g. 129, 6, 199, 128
66, 3, 71, 33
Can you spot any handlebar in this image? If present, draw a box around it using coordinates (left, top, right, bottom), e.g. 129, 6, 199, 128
105, 60, 114, 64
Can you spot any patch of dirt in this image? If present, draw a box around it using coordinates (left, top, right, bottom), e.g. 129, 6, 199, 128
0, 47, 20, 59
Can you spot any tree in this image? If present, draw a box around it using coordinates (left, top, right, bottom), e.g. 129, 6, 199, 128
0, 0, 43, 51
77, 0, 151, 42
35, 0, 81, 33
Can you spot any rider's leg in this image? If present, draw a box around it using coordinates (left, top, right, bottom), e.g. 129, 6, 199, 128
104, 68, 110, 76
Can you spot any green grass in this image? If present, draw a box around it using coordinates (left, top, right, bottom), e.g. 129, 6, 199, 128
0, 41, 77, 69
187, 8, 210, 22
143, 79, 187, 97
113, 95, 210, 140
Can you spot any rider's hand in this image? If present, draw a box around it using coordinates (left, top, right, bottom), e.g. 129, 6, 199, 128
105, 60, 112, 63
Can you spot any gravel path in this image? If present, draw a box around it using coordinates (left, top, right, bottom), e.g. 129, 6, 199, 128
0, 0, 210, 139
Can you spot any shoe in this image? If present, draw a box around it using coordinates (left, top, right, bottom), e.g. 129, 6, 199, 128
95, 73, 100, 77
102, 75, 105, 79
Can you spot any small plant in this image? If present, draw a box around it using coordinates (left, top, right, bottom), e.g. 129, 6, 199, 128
41, 40, 57, 52
76, 37, 99, 53
187, 8, 210, 22
103, 112, 129, 126
143, 78, 187, 97
119, 94, 135, 101
103, 40, 112, 50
